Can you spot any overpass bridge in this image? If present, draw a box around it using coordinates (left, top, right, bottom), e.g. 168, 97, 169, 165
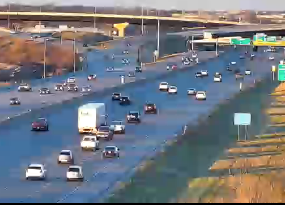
0, 11, 250, 37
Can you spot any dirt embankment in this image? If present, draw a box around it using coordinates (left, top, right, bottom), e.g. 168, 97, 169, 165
0, 36, 80, 77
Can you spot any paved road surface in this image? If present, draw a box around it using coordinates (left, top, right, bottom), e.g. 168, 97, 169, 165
0, 37, 217, 123
0, 48, 281, 203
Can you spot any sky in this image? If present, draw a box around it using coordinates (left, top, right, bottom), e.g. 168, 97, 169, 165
4, 0, 285, 11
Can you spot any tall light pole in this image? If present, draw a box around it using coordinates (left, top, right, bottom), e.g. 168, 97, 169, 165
157, 19, 160, 58
60, 31, 62, 45
93, 7, 97, 30
73, 31, 76, 73
43, 38, 48, 79
7, 3, 10, 29
39, 6, 42, 33
141, 6, 144, 35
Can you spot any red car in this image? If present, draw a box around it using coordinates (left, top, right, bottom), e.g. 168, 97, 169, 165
172, 64, 178, 70
31, 118, 49, 131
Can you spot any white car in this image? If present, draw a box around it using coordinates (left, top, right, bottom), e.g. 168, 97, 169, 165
67, 77, 76, 83
81, 86, 92, 93
58, 150, 74, 164
102, 146, 120, 158
183, 61, 191, 66
168, 86, 178, 94
109, 121, 125, 134
269, 56, 275, 60
245, 69, 252, 75
26, 164, 46, 180
192, 53, 197, 58
251, 54, 255, 58
213, 74, 222, 82
196, 91, 207, 100
231, 62, 237, 65
18, 83, 32, 92
66, 166, 84, 181
81, 136, 99, 151
201, 70, 208, 76
159, 82, 169, 91
187, 88, 196, 95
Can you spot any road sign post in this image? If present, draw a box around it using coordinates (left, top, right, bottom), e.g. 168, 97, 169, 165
234, 113, 251, 141
272, 65, 276, 81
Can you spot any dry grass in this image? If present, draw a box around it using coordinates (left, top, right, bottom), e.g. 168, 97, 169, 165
53, 31, 95, 41
178, 82, 285, 203
227, 145, 285, 154
270, 116, 285, 124
0, 36, 79, 73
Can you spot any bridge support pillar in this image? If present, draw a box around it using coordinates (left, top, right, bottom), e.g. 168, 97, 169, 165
113, 23, 129, 37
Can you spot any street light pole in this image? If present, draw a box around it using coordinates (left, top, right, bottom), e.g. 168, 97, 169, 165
141, 6, 144, 35
156, 9, 160, 58
7, 3, 10, 29
73, 31, 76, 73
93, 7, 97, 30
43, 38, 47, 79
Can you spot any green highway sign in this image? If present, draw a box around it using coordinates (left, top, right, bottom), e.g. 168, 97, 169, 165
278, 64, 285, 81
254, 35, 266, 42
266, 36, 277, 42
231, 38, 251, 45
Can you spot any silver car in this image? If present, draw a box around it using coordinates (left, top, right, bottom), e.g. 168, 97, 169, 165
58, 150, 74, 164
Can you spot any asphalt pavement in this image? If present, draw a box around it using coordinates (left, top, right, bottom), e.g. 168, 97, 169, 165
0, 48, 281, 203
0, 36, 217, 123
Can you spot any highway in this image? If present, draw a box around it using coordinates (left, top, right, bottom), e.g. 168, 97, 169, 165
0, 47, 281, 203
0, 35, 217, 123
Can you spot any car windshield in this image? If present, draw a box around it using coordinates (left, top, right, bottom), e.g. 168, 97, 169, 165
56, 84, 62, 87
68, 78, 75, 80
68, 167, 80, 172
197, 92, 205, 95
105, 147, 116, 151
69, 84, 76, 87
189, 89, 195, 91
41, 88, 48, 90
113, 93, 121, 96
121, 97, 129, 100
99, 126, 109, 132
112, 121, 122, 125
10, 98, 18, 100
129, 112, 139, 116
28, 166, 42, 170
196, 72, 201, 74
83, 137, 96, 142
170, 86, 176, 89
35, 119, 45, 123
60, 151, 71, 156
146, 103, 154, 107
160, 82, 168, 85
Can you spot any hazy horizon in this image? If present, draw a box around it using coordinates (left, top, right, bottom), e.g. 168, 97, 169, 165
2, 0, 285, 11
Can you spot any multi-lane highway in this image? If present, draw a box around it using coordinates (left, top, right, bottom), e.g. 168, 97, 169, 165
0, 36, 217, 123
0, 47, 281, 203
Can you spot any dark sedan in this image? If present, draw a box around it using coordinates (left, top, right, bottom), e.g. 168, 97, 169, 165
10, 97, 21, 105
119, 96, 131, 105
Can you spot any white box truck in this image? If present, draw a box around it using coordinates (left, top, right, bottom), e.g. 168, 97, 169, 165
78, 103, 107, 134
